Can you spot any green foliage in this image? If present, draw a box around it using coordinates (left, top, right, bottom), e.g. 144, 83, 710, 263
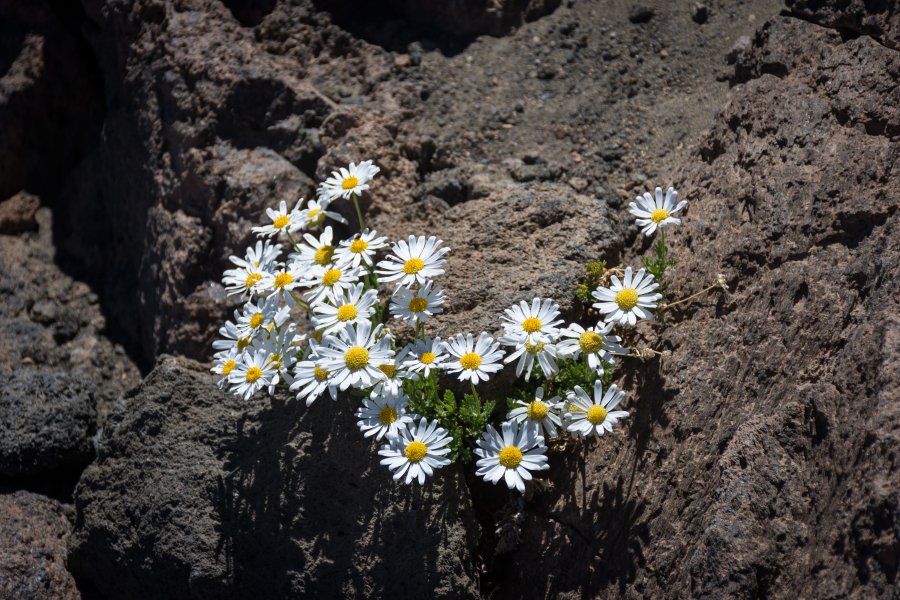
575, 260, 607, 303
640, 231, 676, 299
370, 300, 387, 326
404, 373, 493, 462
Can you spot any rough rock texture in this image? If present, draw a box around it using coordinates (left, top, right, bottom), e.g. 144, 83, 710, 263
0, 191, 40, 234
485, 13, 900, 600
0, 208, 141, 474
69, 357, 480, 599
787, 0, 900, 48
0, 0, 103, 201
0, 488, 79, 600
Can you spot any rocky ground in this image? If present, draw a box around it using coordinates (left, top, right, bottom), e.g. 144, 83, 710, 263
0, 0, 897, 598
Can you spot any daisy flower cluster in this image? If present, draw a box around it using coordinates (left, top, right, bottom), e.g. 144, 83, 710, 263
211, 164, 688, 493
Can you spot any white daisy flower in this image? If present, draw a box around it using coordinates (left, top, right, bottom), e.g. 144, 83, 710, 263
228, 348, 277, 400
556, 321, 626, 374
316, 321, 395, 390
252, 325, 303, 392
212, 320, 253, 353
228, 240, 282, 272
389, 281, 445, 325
222, 242, 282, 299
376, 235, 450, 288
252, 200, 304, 238
310, 283, 378, 335
301, 198, 347, 230
442, 332, 505, 384
292, 226, 337, 268
260, 260, 306, 307
211, 347, 241, 389
290, 344, 338, 406
502, 338, 561, 381
565, 381, 630, 438
378, 417, 452, 485
628, 186, 687, 236
234, 297, 291, 338
401, 336, 448, 378
499, 298, 563, 346
371, 345, 410, 396
356, 392, 414, 441
333, 229, 388, 269
318, 160, 381, 202
300, 264, 362, 307
474, 421, 549, 493
591, 267, 662, 326
507, 387, 565, 438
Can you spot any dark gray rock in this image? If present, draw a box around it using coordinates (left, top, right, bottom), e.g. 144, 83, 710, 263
69, 357, 481, 600
787, 0, 900, 49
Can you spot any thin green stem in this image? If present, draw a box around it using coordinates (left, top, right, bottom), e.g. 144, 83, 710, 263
469, 382, 480, 403
285, 230, 303, 253
351, 193, 366, 233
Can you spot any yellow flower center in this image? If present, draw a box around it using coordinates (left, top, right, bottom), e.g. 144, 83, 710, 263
350, 239, 368, 253
405, 440, 428, 463
420, 351, 436, 365
314, 366, 329, 381
521, 317, 542, 334
267, 353, 282, 369
460, 352, 482, 370
336, 304, 358, 321
408, 296, 428, 313
378, 364, 397, 378
586, 405, 608, 425
307, 208, 322, 224
249, 313, 264, 328
524, 339, 545, 353
237, 337, 250, 352
274, 272, 294, 289
579, 331, 603, 354
527, 400, 549, 421
314, 245, 334, 265
650, 208, 670, 223
344, 346, 370, 370
342, 176, 359, 190
378, 406, 398, 425
615, 288, 639, 311
322, 269, 342, 286
402, 257, 425, 274
245, 367, 262, 383
498, 446, 524, 469
244, 272, 262, 289
222, 360, 236, 375
273, 215, 290, 229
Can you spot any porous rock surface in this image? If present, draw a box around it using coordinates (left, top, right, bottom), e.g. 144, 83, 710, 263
786, 0, 900, 49
69, 357, 480, 599
0, 488, 79, 600
486, 12, 900, 600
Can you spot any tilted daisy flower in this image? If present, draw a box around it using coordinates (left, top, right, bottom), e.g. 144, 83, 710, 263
474, 421, 549, 493
301, 264, 362, 307
222, 241, 282, 298
228, 240, 282, 273
372, 345, 410, 396
260, 260, 306, 307
212, 320, 253, 353
356, 391, 414, 441
565, 381, 630, 438
556, 321, 626, 374
389, 281, 445, 325
310, 283, 378, 335
508, 387, 565, 437
318, 160, 381, 202
502, 338, 561, 381
253, 324, 303, 392
443, 332, 505, 384
499, 298, 563, 346
333, 229, 388, 269
376, 235, 450, 288
228, 348, 277, 400
592, 267, 662, 326
252, 200, 304, 238
301, 198, 347, 230
628, 186, 687, 236
378, 417, 452, 485
316, 321, 395, 390
234, 297, 291, 338
290, 343, 338, 406
402, 336, 448, 378
293, 226, 337, 268
211, 347, 241, 389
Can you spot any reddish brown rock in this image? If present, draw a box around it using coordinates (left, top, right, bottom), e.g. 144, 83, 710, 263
0, 191, 39, 234
0, 489, 79, 600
